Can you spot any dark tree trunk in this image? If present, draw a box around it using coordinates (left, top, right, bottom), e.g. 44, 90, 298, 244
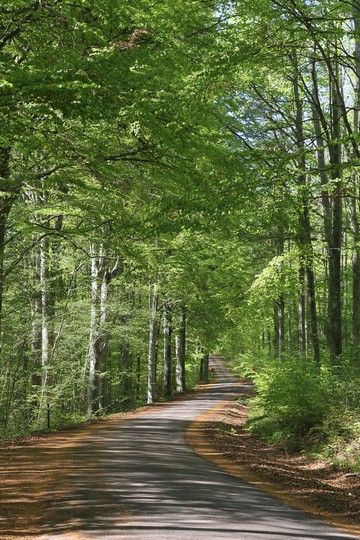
292, 54, 321, 365
310, 49, 342, 363
0, 148, 12, 337
203, 350, 209, 383
298, 266, 306, 357
328, 56, 343, 363
306, 266, 321, 367
350, 1, 360, 356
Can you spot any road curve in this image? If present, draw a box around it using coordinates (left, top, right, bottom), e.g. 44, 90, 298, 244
39, 359, 359, 540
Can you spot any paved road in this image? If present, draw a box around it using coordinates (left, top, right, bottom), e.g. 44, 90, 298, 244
40, 360, 359, 540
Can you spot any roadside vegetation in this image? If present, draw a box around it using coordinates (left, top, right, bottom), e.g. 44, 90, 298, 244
233, 355, 360, 473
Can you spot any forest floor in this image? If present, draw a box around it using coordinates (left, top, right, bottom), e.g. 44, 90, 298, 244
1, 385, 360, 538
200, 389, 360, 536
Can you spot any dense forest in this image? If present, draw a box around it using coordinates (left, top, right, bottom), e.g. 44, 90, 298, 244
1, 0, 360, 467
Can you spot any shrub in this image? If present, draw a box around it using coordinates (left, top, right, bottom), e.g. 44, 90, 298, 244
246, 357, 333, 451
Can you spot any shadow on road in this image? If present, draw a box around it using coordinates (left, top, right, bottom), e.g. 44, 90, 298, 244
1, 361, 358, 539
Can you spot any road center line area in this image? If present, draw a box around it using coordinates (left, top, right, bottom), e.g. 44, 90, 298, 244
3, 360, 359, 540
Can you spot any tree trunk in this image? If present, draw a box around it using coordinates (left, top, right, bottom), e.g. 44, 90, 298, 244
328, 51, 343, 363
87, 244, 99, 415
40, 236, 49, 399
176, 304, 187, 392
0, 147, 12, 339
203, 350, 209, 383
147, 283, 158, 404
306, 266, 321, 367
292, 53, 320, 364
121, 341, 133, 408
350, 198, 360, 351
273, 235, 285, 359
298, 266, 306, 357
87, 245, 120, 414
97, 268, 111, 411
350, 1, 360, 354
30, 238, 41, 387
310, 48, 342, 363
136, 354, 141, 401
163, 299, 172, 397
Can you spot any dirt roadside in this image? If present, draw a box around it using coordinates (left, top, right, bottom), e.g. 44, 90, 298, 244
0, 391, 204, 540
187, 388, 360, 538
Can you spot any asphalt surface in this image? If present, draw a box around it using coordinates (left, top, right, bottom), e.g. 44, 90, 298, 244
39, 359, 359, 540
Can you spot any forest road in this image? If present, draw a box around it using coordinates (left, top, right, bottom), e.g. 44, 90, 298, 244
38, 359, 359, 540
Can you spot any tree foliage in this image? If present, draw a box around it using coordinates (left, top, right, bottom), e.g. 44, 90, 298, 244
1, 0, 360, 470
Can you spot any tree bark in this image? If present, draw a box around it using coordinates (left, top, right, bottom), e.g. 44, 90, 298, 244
350, 1, 360, 354
0, 148, 12, 339
310, 47, 342, 363
40, 235, 49, 397
273, 235, 285, 359
203, 350, 209, 383
163, 299, 172, 397
147, 282, 158, 404
292, 59, 320, 365
176, 305, 187, 392
328, 50, 343, 363
87, 244, 99, 415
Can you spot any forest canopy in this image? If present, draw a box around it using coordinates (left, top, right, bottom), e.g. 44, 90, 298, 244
1, 0, 360, 465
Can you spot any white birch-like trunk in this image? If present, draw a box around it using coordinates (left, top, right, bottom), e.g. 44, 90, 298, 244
87, 244, 99, 415
176, 306, 186, 393
30, 238, 41, 386
40, 237, 48, 381
163, 300, 172, 397
36, 235, 50, 425
39, 235, 49, 415
97, 269, 109, 411
147, 283, 158, 404
175, 335, 181, 392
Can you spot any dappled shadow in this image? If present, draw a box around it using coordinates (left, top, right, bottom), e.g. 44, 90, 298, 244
1, 360, 358, 539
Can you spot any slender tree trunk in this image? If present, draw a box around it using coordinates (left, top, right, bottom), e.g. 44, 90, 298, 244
203, 350, 209, 383
87, 244, 99, 415
350, 198, 360, 351
147, 283, 158, 404
273, 302, 280, 358
97, 268, 110, 411
121, 341, 133, 408
136, 354, 141, 400
293, 62, 307, 358
278, 294, 285, 357
30, 239, 41, 387
306, 266, 321, 367
273, 236, 285, 359
176, 305, 186, 392
40, 236, 49, 397
328, 50, 343, 363
310, 48, 342, 363
298, 266, 306, 357
87, 247, 119, 413
0, 147, 12, 339
163, 299, 172, 397
350, 1, 360, 354
292, 60, 320, 365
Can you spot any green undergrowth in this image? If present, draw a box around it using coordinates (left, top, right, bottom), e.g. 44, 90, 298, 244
237, 355, 360, 471
0, 376, 202, 441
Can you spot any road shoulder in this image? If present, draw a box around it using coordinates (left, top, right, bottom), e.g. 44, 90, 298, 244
186, 385, 360, 539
